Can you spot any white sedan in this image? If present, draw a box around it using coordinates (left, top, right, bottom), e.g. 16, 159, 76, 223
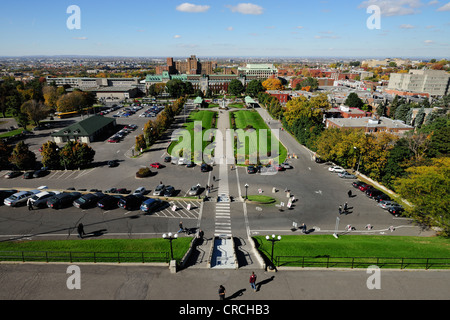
328, 166, 346, 173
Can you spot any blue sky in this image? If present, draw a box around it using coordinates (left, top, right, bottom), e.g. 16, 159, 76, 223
0, 0, 449, 58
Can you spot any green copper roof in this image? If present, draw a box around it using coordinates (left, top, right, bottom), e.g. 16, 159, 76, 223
51, 115, 115, 137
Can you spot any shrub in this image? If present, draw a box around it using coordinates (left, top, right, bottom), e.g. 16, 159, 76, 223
136, 167, 152, 178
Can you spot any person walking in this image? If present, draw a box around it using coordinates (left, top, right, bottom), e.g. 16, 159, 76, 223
213, 175, 216, 182
218, 285, 226, 300
339, 205, 343, 215
249, 272, 257, 292
27, 198, 33, 211
178, 221, 184, 233
348, 190, 352, 198
77, 223, 86, 239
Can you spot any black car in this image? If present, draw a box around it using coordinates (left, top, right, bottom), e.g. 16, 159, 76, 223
247, 165, 257, 174
388, 205, 405, 217
23, 171, 34, 179
118, 194, 145, 210
164, 156, 171, 163
163, 186, 175, 197
352, 181, 364, 189
73, 192, 106, 209
97, 195, 123, 210
0, 190, 18, 203
200, 163, 210, 172
31, 191, 59, 209
33, 169, 49, 178
108, 160, 119, 168
374, 193, 391, 203
365, 189, 383, 199
47, 192, 82, 209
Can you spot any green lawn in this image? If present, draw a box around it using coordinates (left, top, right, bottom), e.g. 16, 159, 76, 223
231, 110, 287, 165
254, 235, 450, 269
0, 238, 193, 263
168, 110, 217, 161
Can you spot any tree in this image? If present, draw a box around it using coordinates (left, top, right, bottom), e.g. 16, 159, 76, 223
42, 86, 59, 109
394, 104, 411, 122
9, 141, 36, 170
394, 157, 450, 236
295, 77, 319, 91
166, 79, 186, 98
381, 138, 413, 189
0, 141, 13, 169
246, 80, 265, 97
135, 134, 147, 152
262, 78, 284, 91
344, 92, 364, 109
40, 141, 61, 169
60, 141, 95, 169
21, 100, 50, 126
56, 91, 94, 113
414, 107, 426, 128
228, 79, 245, 96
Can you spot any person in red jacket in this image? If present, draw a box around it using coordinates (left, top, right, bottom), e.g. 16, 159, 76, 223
250, 271, 257, 292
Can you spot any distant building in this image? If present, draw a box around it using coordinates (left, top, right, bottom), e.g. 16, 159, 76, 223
157, 55, 217, 75
326, 116, 414, 135
387, 69, 450, 97
238, 64, 278, 79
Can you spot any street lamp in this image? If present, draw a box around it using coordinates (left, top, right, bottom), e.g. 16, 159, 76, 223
245, 183, 249, 200
353, 146, 362, 173
162, 232, 178, 261
265, 234, 281, 268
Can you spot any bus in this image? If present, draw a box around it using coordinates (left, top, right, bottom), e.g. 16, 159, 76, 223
55, 111, 80, 119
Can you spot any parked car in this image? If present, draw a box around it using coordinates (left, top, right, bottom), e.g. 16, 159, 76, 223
186, 162, 196, 168
163, 186, 175, 197
4, 171, 22, 179
23, 171, 34, 179
374, 193, 391, 203
108, 160, 119, 168
47, 192, 82, 209
315, 158, 325, 163
178, 158, 187, 165
73, 192, 105, 209
30, 191, 61, 209
358, 183, 372, 192
188, 184, 201, 196
108, 137, 120, 143
97, 195, 123, 210
153, 184, 165, 196
365, 189, 384, 199
164, 156, 171, 163
4, 190, 40, 207
379, 200, 398, 210
328, 166, 346, 173
352, 181, 364, 189
118, 195, 145, 210
280, 163, 292, 169
275, 165, 285, 171
133, 187, 147, 196
338, 172, 357, 179
247, 165, 257, 174
150, 162, 163, 169
33, 169, 49, 178
388, 205, 405, 217
200, 163, 211, 172
140, 198, 162, 213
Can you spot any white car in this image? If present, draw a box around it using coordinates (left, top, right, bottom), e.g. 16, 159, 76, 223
178, 158, 187, 165
328, 166, 346, 173
133, 187, 147, 196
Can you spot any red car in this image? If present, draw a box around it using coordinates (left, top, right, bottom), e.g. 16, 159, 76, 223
358, 183, 372, 192
150, 162, 163, 169
275, 165, 285, 171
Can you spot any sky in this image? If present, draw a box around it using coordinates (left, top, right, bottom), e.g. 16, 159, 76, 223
0, 0, 449, 58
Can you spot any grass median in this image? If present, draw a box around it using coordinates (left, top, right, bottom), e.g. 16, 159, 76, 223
254, 235, 450, 269
0, 238, 193, 264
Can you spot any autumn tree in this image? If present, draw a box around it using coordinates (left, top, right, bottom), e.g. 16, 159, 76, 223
40, 141, 61, 169
0, 141, 13, 169
9, 141, 36, 170
262, 78, 284, 91
21, 100, 50, 126
60, 141, 95, 169
135, 134, 147, 152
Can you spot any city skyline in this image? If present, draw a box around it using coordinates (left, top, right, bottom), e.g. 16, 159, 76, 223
0, 0, 449, 58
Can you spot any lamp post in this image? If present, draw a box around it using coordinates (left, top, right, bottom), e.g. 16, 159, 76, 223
353, 146, 362, 173
265, 234, 281, 267
162, 232, 178, 261
245, 183, 249, 200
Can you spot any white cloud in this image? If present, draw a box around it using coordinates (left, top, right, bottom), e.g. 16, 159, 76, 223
176, 3, 210, 13
437, 2, 450, 10
72, 37, 88, 40
399, 24, 415, 28
296, 26, 305, 29
424, 39, 435, 44
359, 0, 425, 16
227, 3, 264, 15
226, 26, 234, 31
173, 35, 182, 39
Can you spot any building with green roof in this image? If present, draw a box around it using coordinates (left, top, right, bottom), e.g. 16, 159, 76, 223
51, 115, 116, 144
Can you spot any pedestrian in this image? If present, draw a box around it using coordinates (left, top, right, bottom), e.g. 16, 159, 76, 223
218, 285, 226, 300
213, 176, 216, 182
250, 272, 257, 292
27, 198, 33, 211
302, 223, 307, 233
348, 190, 352, 198
343, 202, 348, 212
77, 223, 86, 239
339, 205, 342, 215
178, 221, 184, 233
197, 229, 204, 240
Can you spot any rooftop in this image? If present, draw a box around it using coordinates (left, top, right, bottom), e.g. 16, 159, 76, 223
327, 116, 414, 130
51, 115, 116, 137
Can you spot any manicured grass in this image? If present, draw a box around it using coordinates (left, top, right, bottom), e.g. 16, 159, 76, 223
168, 110, 217, 159
0, 129, 23, 139
254, 235, 450, 269
247, 195, 276, 204
0, 238, 193, 263
231, 110, 287, 165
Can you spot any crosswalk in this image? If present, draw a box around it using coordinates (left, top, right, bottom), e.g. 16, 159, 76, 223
214, 202, 232, 237
151, 200, 201, 220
